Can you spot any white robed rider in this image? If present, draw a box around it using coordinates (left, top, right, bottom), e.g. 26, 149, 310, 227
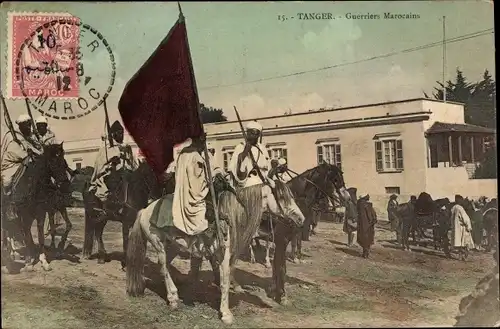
171, 137, 222, 235
35, 116, 56, 145
88, 120, 137, 213
1, 114, 44, 250
228, 121, 274, 188
1, 114, 44, 196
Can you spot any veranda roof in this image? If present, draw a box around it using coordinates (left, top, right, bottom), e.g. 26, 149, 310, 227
426, 122, 496, 135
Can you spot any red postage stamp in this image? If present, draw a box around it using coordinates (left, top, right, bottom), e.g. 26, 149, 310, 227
7, 12, 81, 99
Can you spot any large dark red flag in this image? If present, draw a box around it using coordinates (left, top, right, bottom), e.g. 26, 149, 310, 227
118, 13, 204, 179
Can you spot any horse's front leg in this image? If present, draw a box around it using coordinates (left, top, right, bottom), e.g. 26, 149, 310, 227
264, 236, 272, 268
60, 207, 72, 232
155, 236, 179, 308
121, 220, 132, 271
219, 232, 233, 325
270, 226, 289, 306
249, 239, 257, 264
36, 213, 51, 271
94, 219, 107, 264
47, 210, 57, 249
290, 233, 298, 263
186, 255, 203, 306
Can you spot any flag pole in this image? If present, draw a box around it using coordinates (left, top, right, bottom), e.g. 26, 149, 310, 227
178, 3, 225, 249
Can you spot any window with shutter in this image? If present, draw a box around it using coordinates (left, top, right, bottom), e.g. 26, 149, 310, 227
222, 150, 234, 171
396, 140, 404, 169
374, 138, 403, 172
335, 144, 342, 169
282, 148, 287, 160
375, 141, 383, 172
317, 145, 323, 164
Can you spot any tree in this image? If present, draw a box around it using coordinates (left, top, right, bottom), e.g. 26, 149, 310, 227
474, 146, 497, 179
200, 103, 227, 123
425, 68, 496, 129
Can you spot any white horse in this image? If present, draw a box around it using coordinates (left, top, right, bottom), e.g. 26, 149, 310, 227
125, 181, 305, 325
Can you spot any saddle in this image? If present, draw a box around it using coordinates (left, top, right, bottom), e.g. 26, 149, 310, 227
415, 192, 438, 216
149, 192, 228, 241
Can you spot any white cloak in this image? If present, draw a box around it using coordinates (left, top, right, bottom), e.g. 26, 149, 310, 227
451, 204, 475, 248
228, 142, 271, 188
172, 149, 219, 235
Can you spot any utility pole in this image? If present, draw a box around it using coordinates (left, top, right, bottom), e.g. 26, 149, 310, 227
442, 16, 447, 103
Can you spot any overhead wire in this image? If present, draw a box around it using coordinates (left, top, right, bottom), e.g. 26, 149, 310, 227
199, 28, 494, 90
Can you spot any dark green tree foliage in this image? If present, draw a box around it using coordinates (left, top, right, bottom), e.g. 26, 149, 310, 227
427, 68, 496, 129
474, 146, 497, 179
200, 103, 227, 123
427, 68, 497, 178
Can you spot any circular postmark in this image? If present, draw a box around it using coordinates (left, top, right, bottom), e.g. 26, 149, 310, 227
14, 15, 116, 120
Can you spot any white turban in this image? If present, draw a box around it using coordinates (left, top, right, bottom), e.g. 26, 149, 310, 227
207, 142, 214, 150
278, 157, 287, 166
246, 121, 263, 132
173, 138, 192, 162
16, 114, 31, 124
35, 116, 48, 124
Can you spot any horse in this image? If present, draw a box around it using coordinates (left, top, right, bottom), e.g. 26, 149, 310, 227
45, 182, 75, 258
1, 143, 71, 272
82, 160, 161, 269
125, 180, 305, 325
482, 198, 498, 252
396, 195, 452, 253
250, 163, 353, 266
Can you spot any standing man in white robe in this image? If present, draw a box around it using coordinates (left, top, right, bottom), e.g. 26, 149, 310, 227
228, 121, 274, 188
451, 195, 475, 260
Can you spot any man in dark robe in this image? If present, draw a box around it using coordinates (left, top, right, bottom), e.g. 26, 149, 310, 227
356, 194, 378, 258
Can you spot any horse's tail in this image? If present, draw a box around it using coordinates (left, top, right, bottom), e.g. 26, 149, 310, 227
126, 210, 147, 297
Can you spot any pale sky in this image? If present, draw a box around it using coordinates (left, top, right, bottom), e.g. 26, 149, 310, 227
0, 1, 495, 143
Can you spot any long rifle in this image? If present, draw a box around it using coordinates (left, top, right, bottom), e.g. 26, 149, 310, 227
1, 94, 20, 145
179, 4, 225, 250
24, 98, 41, 141
103, 97, 114, 147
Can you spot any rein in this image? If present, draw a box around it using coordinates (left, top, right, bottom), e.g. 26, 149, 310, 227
286, 167, 338, 206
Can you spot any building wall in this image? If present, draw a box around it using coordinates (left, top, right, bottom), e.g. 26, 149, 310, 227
61, 98, 496, 215
426, 167, 497, 200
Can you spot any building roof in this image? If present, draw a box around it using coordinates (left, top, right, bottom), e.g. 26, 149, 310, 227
205, 97, 465, 128
426, 121, 496, 135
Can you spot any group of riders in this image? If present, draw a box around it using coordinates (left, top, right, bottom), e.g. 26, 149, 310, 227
1, 116, 293, 254
386, 191, 497, 260
2, 112, 496, 266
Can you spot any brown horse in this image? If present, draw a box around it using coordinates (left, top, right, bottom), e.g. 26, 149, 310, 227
1, 143, 70, 272
250, 163, 354, 265
482, 198, 498, 252
82, 160, 161, 269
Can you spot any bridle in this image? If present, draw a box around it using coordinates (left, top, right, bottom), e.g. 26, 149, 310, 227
286, 166, 344, 209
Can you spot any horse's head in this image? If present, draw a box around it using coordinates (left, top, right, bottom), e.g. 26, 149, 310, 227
42, 142, 71, 193
132, 160, 164, 203
317, 162, 352, 204
263, 180, 305, 228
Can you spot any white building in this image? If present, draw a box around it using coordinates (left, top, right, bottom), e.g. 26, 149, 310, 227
64, 98, 497, 213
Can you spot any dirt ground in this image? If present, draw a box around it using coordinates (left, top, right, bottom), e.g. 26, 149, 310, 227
1, 208, 495, 328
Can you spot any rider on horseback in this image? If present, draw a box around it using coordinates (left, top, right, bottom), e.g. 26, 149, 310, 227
171, 136, 227, 236
1, 114, 44, 250
87, 120, 137, 216
271, 157, 288, 181
1, 115, 43, 197
228, 121, 275, 188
